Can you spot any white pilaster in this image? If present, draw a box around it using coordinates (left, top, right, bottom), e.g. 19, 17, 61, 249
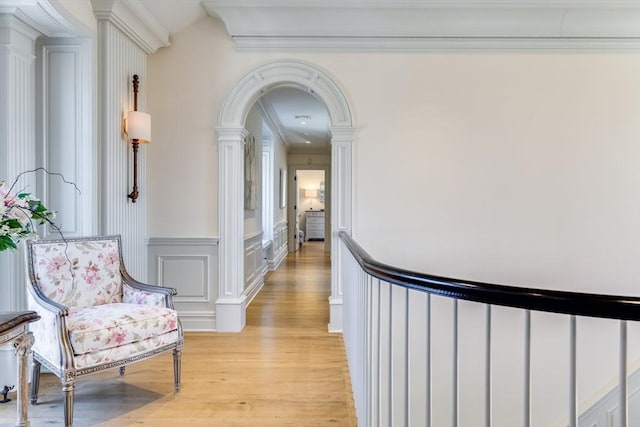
216, 127, 249, 332
329, 127, 355, 333
0, 11, 39, 391
0, 14, 39, 311
261, 138, 273, 242
36, 37, 94, 238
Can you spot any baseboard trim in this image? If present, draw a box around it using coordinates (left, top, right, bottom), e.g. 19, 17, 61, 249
179, 312, 216, 332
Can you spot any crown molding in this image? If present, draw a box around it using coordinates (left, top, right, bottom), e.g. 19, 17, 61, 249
257, 98, 290, 149
233, 36, 640, 52
91, 0, 169, 53
0, 0, 93, 38
202, 1, 640, 51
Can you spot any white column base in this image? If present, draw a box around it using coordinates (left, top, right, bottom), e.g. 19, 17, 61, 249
328, 296, 343, 333
215, 297, 247, 332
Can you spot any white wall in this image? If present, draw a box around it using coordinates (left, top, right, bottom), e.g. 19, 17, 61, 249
146, 17, 640, 297
146, 15, 640, 424
350, 54, 640, 297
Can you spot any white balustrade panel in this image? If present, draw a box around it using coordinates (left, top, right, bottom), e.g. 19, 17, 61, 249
339, 237, 640, 427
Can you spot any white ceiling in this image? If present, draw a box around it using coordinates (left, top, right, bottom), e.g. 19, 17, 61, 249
258, 87, 330, 153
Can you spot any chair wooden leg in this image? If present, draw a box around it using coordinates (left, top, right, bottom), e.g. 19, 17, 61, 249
62, 381, 75, 427
173, 348, 181, 393
30, 359, 41, 405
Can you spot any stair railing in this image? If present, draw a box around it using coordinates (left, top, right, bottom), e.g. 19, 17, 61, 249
338, 231, 640, 427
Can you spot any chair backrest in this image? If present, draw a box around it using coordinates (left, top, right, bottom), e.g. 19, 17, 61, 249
27, 236, 124, 310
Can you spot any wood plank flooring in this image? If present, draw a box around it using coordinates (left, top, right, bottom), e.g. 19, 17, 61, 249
0, 241, 356, 426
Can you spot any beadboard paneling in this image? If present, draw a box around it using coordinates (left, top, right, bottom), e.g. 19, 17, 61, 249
96, 19, 148, 280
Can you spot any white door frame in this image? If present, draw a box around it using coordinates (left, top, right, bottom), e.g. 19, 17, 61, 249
216, 60, 354, 332
289, 165, 330, 253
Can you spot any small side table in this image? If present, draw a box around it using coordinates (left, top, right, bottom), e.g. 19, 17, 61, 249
0, 311, 40, 427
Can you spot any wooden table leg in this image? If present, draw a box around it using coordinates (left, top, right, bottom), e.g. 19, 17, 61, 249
13, 332, 34, 427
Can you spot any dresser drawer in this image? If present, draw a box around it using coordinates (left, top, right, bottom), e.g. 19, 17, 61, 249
305, 211, 325, 240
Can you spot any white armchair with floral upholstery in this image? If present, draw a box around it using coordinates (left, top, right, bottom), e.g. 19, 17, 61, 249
25, 235, 183, 427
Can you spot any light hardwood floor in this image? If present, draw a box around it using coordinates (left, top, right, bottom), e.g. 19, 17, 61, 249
0, 241, 356, 426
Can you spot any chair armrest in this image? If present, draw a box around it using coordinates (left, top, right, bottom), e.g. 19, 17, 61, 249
26, 288, 73, 374
121, 272, 177, 308
27, 283, 70, 317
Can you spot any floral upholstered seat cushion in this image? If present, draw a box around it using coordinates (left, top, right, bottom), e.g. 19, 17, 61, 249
67, 303, 178, 355
73, 330, 181, 369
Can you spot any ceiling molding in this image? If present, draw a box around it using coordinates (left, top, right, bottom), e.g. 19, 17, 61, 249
91, 0, 169, 53
232, 36, 640, 52
0, 0, 94, 38
257, 98, 290, 149
202, 1, 640, 51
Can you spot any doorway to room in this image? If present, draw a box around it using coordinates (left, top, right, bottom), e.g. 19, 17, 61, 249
292, 169, 327, 252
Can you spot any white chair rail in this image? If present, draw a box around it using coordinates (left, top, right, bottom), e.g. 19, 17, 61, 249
338, 232, 640, 427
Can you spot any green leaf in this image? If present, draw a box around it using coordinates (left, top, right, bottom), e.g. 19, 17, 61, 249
0, 235, 17, 251
3, 218, 23, 229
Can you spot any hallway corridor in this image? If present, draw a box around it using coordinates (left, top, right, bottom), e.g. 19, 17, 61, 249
0, 241, 356, 426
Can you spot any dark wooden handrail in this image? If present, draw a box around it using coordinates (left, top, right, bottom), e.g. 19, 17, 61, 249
339, 231, 640, 321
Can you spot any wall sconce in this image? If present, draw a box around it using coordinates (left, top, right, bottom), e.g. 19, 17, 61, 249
304, 189, 318, 210
125, 74, 151, 203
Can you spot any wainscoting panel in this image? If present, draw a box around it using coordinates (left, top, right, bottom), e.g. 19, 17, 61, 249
148, 237, 218, 331
578, 366, 640, 426
245, 232, 267, 305
159, 256, 209, 301
268, 220, 288, 270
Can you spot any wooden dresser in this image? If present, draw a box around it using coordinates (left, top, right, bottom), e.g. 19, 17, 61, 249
305, 210, 325, 241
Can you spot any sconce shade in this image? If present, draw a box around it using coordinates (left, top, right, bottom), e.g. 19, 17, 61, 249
126, 111, 151, 143
305, 189, 319, 198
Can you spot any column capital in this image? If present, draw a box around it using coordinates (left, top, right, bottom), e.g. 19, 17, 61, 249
330, 126, 356, 144
215, 127, 249, 143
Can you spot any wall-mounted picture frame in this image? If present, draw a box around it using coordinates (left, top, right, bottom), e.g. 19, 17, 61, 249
279, 168, 287, 209
244, 135, 257, 210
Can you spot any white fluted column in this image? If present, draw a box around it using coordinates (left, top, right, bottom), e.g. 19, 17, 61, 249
216, 127, 249, 332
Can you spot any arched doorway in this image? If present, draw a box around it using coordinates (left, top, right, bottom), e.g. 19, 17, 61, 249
216, 60, 355, 332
